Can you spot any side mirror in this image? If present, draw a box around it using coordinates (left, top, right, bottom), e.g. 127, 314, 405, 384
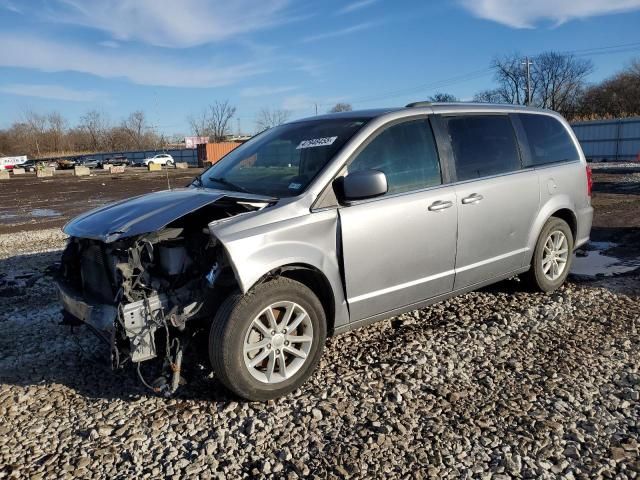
336, 169, 388, 202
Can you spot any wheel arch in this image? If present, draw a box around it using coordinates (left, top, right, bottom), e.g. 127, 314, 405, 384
268, 263, 337, 336
525, 197, 578, 265
550, 208, 577, 241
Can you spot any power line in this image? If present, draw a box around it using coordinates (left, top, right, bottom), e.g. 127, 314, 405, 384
324, 40, 640, 108
321, 67, 494, 106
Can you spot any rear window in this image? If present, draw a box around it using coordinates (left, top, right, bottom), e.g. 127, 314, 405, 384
517, 114, 580, 166
445, 115, 521, 181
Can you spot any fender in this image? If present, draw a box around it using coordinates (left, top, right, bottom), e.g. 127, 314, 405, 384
209, 209, 350, 329
524, 193, 576, 265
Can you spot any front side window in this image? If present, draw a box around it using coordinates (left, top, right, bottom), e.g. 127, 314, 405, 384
517, 114, 580, 166
199, 118, 368, 197
347, 119, 442, 195
446, 115, 521, 181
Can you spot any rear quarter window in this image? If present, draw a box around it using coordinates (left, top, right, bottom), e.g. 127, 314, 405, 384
517, 114, 580, 166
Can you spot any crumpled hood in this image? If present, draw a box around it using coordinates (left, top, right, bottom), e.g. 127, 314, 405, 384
63, 187, 260, 243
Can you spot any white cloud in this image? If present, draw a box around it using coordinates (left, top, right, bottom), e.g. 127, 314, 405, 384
43, 0, 293, 48
459, 0, 640, 28
240, 85, 298, 97
0, 34, 269, 88
337, 0, 377, 15
0, 83, 107, 102
303, 22, 375, 43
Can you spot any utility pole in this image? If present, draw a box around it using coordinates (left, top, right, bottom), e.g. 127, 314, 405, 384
522, 57, 533, 106
237, 117, 241, 137
314, 103, 318, 116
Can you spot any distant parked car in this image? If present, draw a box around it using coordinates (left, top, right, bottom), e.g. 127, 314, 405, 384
20, 159, 58, 172
76, 157, 101, 169
57, 158, 77, 169
136, 153, 175, 167
104, 155, 129, 166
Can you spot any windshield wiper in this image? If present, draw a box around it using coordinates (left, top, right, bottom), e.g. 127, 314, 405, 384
191, 174, 203, 187
209, 177, 251, 194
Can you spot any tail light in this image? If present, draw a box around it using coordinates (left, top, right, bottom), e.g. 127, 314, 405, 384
586, 165, 593, 197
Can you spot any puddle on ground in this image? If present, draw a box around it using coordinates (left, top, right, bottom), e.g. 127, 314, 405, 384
0, 213, 18, 224
571, 241, 640, 277
30, 209, 62, 218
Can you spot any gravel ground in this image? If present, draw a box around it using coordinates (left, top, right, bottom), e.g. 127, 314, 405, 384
0, 232, 638, 479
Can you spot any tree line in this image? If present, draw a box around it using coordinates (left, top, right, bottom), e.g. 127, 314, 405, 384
0, 110, 166, 158
433, 53, 640, 121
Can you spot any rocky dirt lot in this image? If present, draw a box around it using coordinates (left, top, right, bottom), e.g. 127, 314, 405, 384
0, 168, 638, 479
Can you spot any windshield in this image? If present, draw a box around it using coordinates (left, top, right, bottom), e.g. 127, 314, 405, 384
198, 118, 368, 197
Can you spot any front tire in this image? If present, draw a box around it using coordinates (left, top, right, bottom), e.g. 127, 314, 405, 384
209, 277, 326, 401
524, 217, 574, 292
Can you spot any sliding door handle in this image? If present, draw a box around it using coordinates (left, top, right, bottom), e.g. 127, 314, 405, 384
461, 193, 484, 204
428, 200, 453, 211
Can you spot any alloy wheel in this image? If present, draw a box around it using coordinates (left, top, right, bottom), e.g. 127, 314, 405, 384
243, 301, 313, 384
542, 230, 569, 281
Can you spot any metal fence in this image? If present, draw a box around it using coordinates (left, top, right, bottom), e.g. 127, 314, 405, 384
571, 117, 640, 162
40, 148, 198, 166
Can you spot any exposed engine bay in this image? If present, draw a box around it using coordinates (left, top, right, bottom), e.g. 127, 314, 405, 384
56, 196, 268, 396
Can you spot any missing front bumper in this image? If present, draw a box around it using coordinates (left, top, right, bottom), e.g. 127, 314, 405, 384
57, 280, 171, 364
56, 281, 116, 344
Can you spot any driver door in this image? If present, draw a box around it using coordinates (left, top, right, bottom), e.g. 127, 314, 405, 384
338, 118, 458, 321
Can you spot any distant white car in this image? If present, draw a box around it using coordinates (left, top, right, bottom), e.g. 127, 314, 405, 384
140, 154, 175, 167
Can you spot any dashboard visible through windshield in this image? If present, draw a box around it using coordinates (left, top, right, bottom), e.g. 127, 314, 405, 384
198, 118, 369, 198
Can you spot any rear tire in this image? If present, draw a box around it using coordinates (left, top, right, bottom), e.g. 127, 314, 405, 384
523, 217, 574, 292
209, 277, 326, 401
166, 160, 174, 167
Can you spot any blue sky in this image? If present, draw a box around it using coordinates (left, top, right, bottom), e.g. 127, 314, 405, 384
1, 0, 640, 136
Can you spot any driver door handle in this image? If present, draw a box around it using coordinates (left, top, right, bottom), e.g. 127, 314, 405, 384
461, 193, 484, 205
428, 200, 453, 211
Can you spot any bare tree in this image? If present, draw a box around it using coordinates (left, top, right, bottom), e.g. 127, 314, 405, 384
187, 109, 211, 138
79, 110, 109, 151
122, 111, 148, 149
208, 100, 236, 142
577, 58, 640, 119
491, 51, 592, 115
256, 108, 291, 132
491, 53, 532, 105
472, 89, 506, 103
427, 93, 459, 102
329, 103, 352, 113
47, 112, 67, 152
534, 52, 592, 114
23, 111, 47, 156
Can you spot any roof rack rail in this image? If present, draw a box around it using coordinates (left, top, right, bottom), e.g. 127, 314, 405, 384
405, 101, 432, 108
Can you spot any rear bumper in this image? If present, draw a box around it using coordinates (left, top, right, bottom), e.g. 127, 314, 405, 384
575, 205, 594, 249
56, 280, 116, 339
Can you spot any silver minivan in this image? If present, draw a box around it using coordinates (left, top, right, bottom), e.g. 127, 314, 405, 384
57, 103, 593, 400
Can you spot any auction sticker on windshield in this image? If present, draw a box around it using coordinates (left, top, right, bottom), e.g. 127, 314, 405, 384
296, 136, 338, 149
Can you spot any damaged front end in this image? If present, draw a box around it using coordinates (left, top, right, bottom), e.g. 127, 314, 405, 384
55, 190, 271, 395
